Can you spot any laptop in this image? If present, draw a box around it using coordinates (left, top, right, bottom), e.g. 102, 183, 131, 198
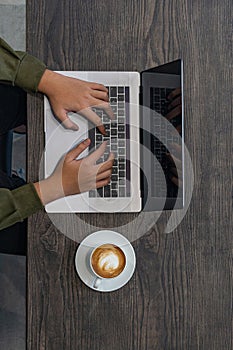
44, 59, 184, 213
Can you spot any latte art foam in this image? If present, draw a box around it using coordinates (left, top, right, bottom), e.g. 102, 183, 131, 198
91, 244, 126, 278
99, 252, 119, 271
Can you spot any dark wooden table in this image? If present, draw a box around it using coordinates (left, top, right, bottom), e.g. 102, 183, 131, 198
27, 1, 232, 349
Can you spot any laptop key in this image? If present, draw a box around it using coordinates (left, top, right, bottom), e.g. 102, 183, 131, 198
118, 102, 125, 109
118, 87, 124, 93
104, 153, 109, 161
112, 106, 117, 113
104, 185, 111, 197
111, 182, 118, 189
111, 137, 117, 144
118, 140, 125, 147
89, 190, 96, 197
96, 134, 103, 141
119, 187, 126, 197
118, 95, 124, 101
111, 175, 118, 182
119, 171, 125, 178
112, 167, 118, 174
110, 87, 117, 97
111, 129, 117, 136
161, 88, 166, 98
118, 110, 125, 116
119, 179, 126, 186
111, 190, 118, 197
111, 144, 117, 151
118, 117, 125, 124
97, 188, 103, 197
96, 110, 103, 117
118, 125, 125, 132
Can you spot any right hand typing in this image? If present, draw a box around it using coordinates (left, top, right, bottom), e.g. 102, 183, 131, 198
34, 139, 114, 205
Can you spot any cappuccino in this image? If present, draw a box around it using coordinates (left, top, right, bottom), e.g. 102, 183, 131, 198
91, 244, 126, 278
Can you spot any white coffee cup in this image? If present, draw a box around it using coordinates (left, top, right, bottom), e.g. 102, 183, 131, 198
90, 243, 126, 289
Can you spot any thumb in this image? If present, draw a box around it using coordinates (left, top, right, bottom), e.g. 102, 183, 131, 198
57, 109, 79, 131
66, 138, 91, 161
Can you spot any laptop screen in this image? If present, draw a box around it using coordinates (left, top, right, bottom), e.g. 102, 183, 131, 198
140, 59, 183, 211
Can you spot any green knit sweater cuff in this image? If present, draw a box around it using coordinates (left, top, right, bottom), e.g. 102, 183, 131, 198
12, 183, 44, 221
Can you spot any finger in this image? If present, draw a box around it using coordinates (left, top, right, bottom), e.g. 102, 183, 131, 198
169, 173, 183, 187
90, 83, 108, 92
66, 138, 91, 161
81, 108, 106, 135
96, 177, 111, 189
167, 87, 181, 100
91, 90, 109, 102
171, 143, 182, 154
166, 152, 182, 170
92, 100, 114, 120
102, 103, 115, 119
96, 169, 112, 181
165, 105, 182, 121
170, 166, 178, 177
170, 174, 179, 187
57, 109, 79, 131
97, 152, 114, 173
170, 166, 182, 180
176, 125, 182, 134
170, 129, 182, 141
167, 95, 181, 110
87, 141, 107, 163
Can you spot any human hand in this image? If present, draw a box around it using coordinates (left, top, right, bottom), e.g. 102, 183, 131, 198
166, 143, 182, 187
165, 87, 182, 123
34, 139, 114, 205
38, 69, 114, 134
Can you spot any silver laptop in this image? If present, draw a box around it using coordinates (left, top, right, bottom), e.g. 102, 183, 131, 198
44, 60, 184, 213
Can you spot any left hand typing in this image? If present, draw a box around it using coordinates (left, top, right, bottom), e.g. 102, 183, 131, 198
38, 69, 114, 134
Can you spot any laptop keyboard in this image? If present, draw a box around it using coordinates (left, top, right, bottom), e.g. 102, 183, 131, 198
151, 87, 174, 117
150, 87, 181, 197
88, 86, 131, 198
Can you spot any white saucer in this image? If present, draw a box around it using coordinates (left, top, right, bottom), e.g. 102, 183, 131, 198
75, 230, 136, 292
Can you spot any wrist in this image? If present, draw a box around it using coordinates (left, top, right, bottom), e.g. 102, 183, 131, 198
33, 176, 64, 205
37, 69, 59, 96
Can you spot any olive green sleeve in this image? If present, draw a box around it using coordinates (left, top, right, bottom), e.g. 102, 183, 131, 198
0, 37, 46, 92
0, 183, 43, 230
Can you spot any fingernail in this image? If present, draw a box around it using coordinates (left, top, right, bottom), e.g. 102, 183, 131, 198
84, 138, 90, 145
64, 119, 79, 131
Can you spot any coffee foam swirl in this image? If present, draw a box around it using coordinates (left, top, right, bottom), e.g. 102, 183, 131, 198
98, 251, 119, 271
91, 244, 126, 278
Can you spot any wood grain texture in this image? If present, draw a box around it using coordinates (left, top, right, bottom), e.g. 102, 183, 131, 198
27, 1, 233, 349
